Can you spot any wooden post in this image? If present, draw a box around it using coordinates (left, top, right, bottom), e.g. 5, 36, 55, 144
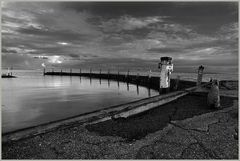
148, 88, 151, 97
127, 69, 129, 82
137, 72, 139, 85
174, 75, 180, 90
136, 84, 139, 95
148, 69, 151, 87
117, 70, 120, 81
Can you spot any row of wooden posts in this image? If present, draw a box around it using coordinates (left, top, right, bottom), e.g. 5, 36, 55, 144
43, 68, 153, 78
43, 68, 185, 93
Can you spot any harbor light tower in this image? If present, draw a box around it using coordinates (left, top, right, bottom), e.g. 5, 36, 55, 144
158, 57, 173, 91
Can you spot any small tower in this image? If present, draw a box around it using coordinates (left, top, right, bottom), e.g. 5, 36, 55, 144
197, 65, 204, 86
158, 57, 173, 91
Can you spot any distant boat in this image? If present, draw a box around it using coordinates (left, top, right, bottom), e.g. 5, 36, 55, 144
1, 74, 16, 78
2, 66, 16, 78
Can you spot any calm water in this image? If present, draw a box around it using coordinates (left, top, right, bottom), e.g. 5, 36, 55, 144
2, 70, 158, 133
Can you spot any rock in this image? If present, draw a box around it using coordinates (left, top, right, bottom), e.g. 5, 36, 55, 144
207, 80, 221, 109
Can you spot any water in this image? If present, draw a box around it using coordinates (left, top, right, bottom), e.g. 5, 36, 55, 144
2, 69, 238, 133
2, 70, 158, 133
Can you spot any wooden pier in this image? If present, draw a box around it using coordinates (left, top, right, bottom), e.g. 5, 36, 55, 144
44, 70, 197, 92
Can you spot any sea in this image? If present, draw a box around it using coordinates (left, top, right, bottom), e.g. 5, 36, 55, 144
1, 69, 238, 133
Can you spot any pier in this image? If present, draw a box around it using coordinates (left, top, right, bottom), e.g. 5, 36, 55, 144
43, 70, 197, 92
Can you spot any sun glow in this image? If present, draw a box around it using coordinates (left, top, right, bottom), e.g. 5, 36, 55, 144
48, 55, 63, 64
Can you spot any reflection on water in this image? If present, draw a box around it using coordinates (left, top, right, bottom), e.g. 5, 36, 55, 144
2, 72, 158, 133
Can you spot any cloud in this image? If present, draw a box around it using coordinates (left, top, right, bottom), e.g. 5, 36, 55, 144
1, 2, 238, 73
101, 15, 164, 32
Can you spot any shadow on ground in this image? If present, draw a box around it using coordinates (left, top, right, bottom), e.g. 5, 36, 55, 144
86, 93, 236, 141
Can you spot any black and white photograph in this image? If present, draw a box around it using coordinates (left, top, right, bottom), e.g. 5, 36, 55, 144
1, 1, 238, 159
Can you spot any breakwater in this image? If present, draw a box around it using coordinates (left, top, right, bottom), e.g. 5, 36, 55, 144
44, 71, 197, 92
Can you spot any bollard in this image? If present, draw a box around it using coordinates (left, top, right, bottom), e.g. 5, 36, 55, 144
127, 70, 130, 82
148, 70, 152, 79
148, 69, 152, 86
207, 79, 221, 109
174, 75, 180, 90
197, 65, 204, 86
137, 73, 140, 85
158, 57, 173, 93
136, 84, 139, 95
118, 70, 120, 79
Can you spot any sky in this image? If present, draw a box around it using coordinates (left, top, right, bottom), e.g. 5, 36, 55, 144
1, 1, 238, 73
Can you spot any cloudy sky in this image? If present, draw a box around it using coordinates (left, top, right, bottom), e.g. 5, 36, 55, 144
2, 2, 238, 73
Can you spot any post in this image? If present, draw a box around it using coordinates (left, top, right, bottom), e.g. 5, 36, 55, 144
148, 69, 152, 86
127, 69, 130, 82
118, 70, 120, 81
158, 57, 173, 94
10, 67, 12, 76
174, 75, 180, 90
197, 65, 204, 86
7, 67, 10, 76
43, 68, 46, 75
137, 73, 139, 85
136, 84, 139, 95
90, 68, 92, 77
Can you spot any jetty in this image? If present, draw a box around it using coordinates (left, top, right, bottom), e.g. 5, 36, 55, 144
43, 70, 196, 92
